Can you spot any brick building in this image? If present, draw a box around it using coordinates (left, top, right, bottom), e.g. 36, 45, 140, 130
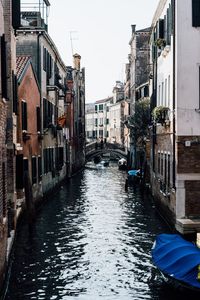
0, 0, 20, 290
16, 0, 68, 194
16, 56, 42, 208
66, 54, 86, 175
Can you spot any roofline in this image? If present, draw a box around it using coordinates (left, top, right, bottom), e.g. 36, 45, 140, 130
151, 0, 168, 28
44, 0, 51, 6
17, 57, 40, 92
16, 29, 66, 71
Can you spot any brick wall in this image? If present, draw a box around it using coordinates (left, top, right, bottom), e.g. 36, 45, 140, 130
0, 99, 8, 290
185, 181, 200, 217
177, 136, 200, 173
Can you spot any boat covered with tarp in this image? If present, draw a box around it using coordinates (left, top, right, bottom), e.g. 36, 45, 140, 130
152, 233, 200, 291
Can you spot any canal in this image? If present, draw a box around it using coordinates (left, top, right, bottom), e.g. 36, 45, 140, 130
5, 163, 199, 299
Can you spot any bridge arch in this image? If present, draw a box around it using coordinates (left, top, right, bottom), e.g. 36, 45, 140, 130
85, 142, 127, 162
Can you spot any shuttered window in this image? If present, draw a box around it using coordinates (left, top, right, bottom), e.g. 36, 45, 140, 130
38, 156, 42, 181
192, 0, 200, 27
2, 162, 6, 217
43, 47, 47, 71
55, 147, 64, 171
12, 0, 21, 28
16, 154, 24, 189
1, 35, 7, 99
32, 157, 37, 184
43, 98, 48, 128
22, 101, 27, 131
12, 71, 18, 113
36, 106, 41, 132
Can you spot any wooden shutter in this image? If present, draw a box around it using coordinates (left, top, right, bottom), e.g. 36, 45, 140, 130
32, 157, 37, 184
38, 156, 42, 181
43, 47, 47, 71
22, 101, 27, 130
192, 0, 200, 27
43, 98, 48, 128
16, 154, 24, 189
12, 71, 18, 113
36, 106, 41, 132
1, 35, 7, 99
12, 0, 21, 29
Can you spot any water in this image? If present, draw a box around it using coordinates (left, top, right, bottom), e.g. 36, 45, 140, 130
5, 163, 200, 299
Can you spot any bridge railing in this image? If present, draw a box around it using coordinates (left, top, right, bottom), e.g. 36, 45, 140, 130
85, 142, 125, 155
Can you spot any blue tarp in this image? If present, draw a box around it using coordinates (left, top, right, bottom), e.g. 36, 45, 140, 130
128, 170, 140, 176
152, 234, 200, 289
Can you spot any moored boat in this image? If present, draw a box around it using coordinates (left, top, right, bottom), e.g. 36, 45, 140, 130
152, 233, 200, 292
127, 169, 141, 184
118, 158, 127, 170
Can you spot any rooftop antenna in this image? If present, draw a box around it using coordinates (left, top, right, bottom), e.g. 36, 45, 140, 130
69, 31, 78, 56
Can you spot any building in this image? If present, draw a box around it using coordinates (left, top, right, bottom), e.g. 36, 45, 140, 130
16, 56, 42, 208
85, 103, 95, 143
87, 82, 129, 148
16, 0, 68, 194
94, 98, 111, 142
66, 54, 85, 175
0, 0, 21, 290
128, 25, 151, 168
150, 0, 200, 235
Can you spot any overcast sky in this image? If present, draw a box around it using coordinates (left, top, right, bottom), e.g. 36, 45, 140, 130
48, 0, 159, 103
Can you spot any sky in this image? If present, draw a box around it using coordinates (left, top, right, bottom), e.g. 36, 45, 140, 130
48, 0, 159, 103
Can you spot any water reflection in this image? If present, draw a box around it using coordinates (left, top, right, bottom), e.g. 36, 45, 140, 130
5, 163, 199, 299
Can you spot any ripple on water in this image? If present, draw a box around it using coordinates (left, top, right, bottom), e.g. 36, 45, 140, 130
6, 163, 175, 300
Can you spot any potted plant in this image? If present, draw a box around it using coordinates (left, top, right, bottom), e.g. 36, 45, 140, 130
154, 38, 166, 49
152, 106, 169, 125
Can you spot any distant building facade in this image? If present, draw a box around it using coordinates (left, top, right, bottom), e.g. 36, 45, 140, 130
128, 25, 151, 168
66, 54, 86, 175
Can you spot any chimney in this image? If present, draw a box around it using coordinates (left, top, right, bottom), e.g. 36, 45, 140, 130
73, 53, 81, 71
131, 24, 136, 34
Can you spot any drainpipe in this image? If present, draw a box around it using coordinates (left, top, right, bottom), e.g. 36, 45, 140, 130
172, 0, 176, 188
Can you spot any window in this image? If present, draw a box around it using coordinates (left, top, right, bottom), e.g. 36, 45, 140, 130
168, 75, 170, 107
162, 82, 164, 106
12, 71, 18, 113
95, 118, 98, 127
43, 98, 54, 128
36, 106, 41, 132
16, 154, 24, 189
95, 105, 98, 112
192, 0, 200, 27
43, 47, 47, 71
22, 101, 27, 131
12, 0, 21, 29
55, 147, 64, 171
167, 154, 171, 192
99, 118, 103, 126
99, 104, 103, 111
165, 79, 167, 107
157, 152, 161, 175
38, 156, 42, 181
2, 162, 6, 217
32, 157, 37, 184
1, 35, 7, 99
99, 130, 103, 138
158, 85, 161, 106
106, 119, 109, 125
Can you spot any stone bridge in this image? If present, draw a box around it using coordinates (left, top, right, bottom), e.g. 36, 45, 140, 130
85, 142, 127, 161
